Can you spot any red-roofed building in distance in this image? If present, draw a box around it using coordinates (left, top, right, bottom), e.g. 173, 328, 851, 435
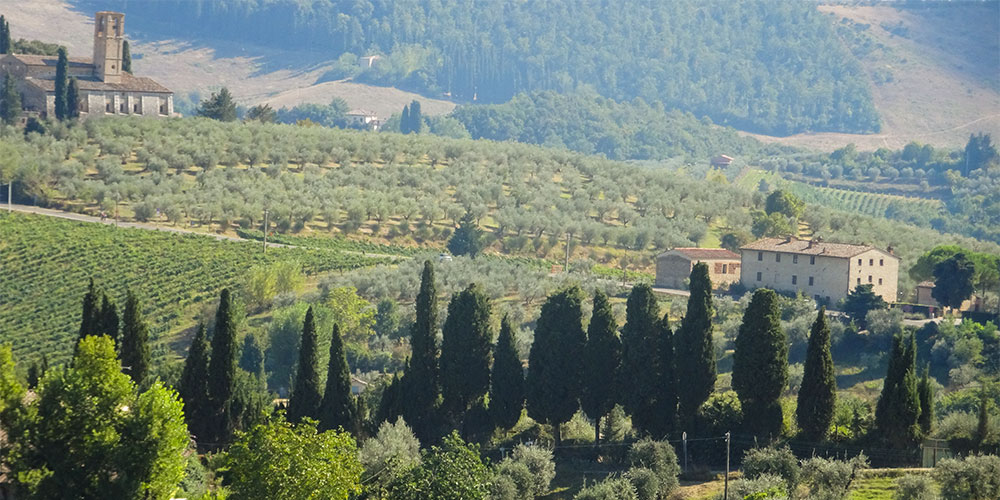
0, 12, 174, 120
739, 236, 899, 306
655, 247, 741, 290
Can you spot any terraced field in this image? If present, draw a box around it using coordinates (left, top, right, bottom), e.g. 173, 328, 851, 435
0, 212, 388, 364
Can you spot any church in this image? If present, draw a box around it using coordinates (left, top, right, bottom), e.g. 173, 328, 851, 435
0, 11, 174, 119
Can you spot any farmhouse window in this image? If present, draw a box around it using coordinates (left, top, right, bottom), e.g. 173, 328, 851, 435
793, 255, 799, 264
880, 259, 884, 266
756, 272, 762, 281
858, 258, 862, 266
868, 275, 873, 283
870, 258, 874, 266
758, 252, 763, 261
879, 278, 883, 285
722, 264, 728, 274
792, 275, 797, 285
857, 278, 861, 285
776, 253, 781, 263
810, 256, 816, 265
808, 277, 814, 286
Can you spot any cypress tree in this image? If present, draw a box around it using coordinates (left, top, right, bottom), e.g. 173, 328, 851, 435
179, 323, 210, 441
875, 332, 922, 446
440, 284, 493, 422
582, 291, 621, 443
122, 40, 132, 73
974, 390, 991, 450
797, 308, 836, 441
620, 283, 663, 437
917, 365, 934, 437
78, 278, 100, 343
99, 293, 119, 347
402, 261, 440, 442
409, 100, 423, 133
526, 286, 587, 446
319, 324, 356, 433
400, 104, 411, 134
207, 288, 238, 444
375, 372, 404, 426
119, 289, 150, 385
490, 314, 524, 431
676, 263, 716, 431
655, 312, 677, 438
0, 73, 20, 125
238, 332, 265, 379
733, 288, 788, 439
0, 16, 9, 54
54, 47, 68, 120
66, 77, 80, 119
289, 306, 323, 423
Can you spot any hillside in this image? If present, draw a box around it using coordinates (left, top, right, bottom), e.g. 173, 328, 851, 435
748, 2, 1000, 151
0, 0, 454, 120
0, 211, 386, 365
68, 0, 879, 136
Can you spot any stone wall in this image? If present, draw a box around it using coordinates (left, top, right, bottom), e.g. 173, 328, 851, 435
740, 248, 899, 305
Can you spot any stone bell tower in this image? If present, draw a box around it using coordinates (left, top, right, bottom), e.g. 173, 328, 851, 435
93, 11, 125, 83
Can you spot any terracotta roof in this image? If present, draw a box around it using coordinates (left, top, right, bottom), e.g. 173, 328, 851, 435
347, 109, 377, 116
917, 281, 935, 288
24, 73, 172, 94
740, 237, 899, 259
659, 247, 740, 260
7, 54, 93, 68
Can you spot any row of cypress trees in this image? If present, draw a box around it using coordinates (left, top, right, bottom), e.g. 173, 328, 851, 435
286, 307, 358, 434
77, 278, 149, 384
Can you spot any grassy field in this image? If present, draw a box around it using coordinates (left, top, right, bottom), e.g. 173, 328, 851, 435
0, 212, 388, 365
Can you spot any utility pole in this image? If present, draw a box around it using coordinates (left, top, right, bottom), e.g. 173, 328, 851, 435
723, 431, 731, 500
262, 209, 268, 253
6, 179, 11, 212
564, 231, 572, 272
682, 431, 688, 473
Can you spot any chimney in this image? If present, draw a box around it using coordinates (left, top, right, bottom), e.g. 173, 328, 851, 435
807, 239, 815, 249
887, 245, 895, 256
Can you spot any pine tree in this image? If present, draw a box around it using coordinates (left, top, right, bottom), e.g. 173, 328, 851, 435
446, 211, 484, 257
99, 293, 119, 347
490, 314, 524, 431
78, 278, 100, 343
676, 263, 716, 431
119, 289, 150, 385
917, 366, 934, 437
0, 73, 20, 125
440, 284, 493, 425
179, 323, 210, 442
197, 87, 237, 122
289, 306, 323, 423
733, 288, 788, 439
0, 16, 9, 54
400, 104, 411, 134
122, 40, 132, 73
874, 332, 922, 447
620, 283, 663, 436
402, 261, 440, 442
54, 47, 68, 120
526, 286, 587, 446
207, 288, 239, 444
655, 312, 677, 438
238, 333, 265, 379
581, 291, 621, 443
797, 308, 836, 441
66, 77, 80, 119
319, 324, 356, 433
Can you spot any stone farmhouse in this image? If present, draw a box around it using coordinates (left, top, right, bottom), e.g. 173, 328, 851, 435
0, 12, 173, 120
655, 248, 741, 290
740, 237, 899, 305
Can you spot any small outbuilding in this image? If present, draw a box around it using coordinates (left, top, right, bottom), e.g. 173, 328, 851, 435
655, 248, 741, 290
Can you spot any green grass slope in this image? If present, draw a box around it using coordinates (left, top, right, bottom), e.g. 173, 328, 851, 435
0, 212, 386, 364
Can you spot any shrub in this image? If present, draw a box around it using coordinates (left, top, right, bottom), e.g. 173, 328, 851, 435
359, 417, 421, 494
698, 391, 743, 436
573, 477, 639, 500
894, 474, 936, 500
742, 446, 801, 491
799, 454, 869, 500
714, 473, 788, 500
933, 454, 1000, 500
627, 438, 680, 497
506, 444, 556, 497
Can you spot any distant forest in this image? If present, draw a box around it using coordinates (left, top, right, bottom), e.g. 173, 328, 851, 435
76, 0, 880, 136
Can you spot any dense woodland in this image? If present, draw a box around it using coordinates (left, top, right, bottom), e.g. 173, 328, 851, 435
74, 0, 879, 135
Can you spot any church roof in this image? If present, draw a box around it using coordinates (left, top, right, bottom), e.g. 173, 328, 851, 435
24, 73, 172, 94
7, 54, 93, 68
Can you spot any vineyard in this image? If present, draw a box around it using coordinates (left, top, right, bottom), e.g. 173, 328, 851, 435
0, 213, 388, 365
781, 183, 943, 222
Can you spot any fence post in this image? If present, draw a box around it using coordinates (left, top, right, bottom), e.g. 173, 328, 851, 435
682, 431, 688, 474
724, 432, 731, 500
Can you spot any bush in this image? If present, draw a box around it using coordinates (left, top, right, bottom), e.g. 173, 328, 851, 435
698, 391, 743, 436
492, 444, 555, 498
799, 454, 869, 500
714, 473, 788, 500
627, 438, 680, 497
894, 474, 937, 500
933, 454, 1000, 500
742, 446, 801, 491
573, 477, 639, 500
359, 417, 421, 494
